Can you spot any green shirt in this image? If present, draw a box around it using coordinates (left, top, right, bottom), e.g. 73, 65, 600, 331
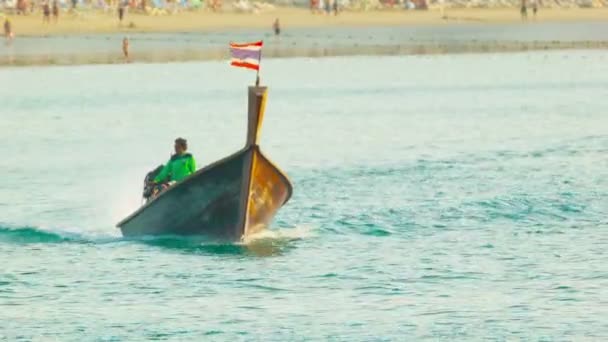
153, 153, 196, 183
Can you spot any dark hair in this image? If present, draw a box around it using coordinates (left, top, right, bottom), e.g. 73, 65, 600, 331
175, 138, 188, 150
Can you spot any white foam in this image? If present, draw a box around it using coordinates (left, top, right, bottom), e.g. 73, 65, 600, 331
242, 225, 314, 244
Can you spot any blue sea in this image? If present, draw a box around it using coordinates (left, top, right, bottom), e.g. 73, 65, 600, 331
1, 51, 607, 340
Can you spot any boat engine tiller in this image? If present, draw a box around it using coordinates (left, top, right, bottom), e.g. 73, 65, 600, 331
142, 165, 164, 201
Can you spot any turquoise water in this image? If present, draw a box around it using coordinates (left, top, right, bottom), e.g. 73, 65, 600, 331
1, 51, 608, 340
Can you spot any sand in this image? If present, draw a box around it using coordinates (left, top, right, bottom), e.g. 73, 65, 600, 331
4, 8, 608, 37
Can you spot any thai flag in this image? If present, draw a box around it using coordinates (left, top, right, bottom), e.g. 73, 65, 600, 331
230, 41, 263, 71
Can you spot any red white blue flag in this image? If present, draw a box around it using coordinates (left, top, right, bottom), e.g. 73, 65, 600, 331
230, 41, 263, 71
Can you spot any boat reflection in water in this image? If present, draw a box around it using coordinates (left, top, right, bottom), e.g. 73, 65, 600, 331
117, 86, 293, 242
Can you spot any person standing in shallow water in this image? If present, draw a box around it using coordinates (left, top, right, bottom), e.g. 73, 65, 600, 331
3, 17, 13, 45
520, 0, 527, 21
122, 37, 130, 61
273, 18, 280, 37
531, 0, 538, 19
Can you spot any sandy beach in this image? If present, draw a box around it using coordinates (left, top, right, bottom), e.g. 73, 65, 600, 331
4, 8, 608, 36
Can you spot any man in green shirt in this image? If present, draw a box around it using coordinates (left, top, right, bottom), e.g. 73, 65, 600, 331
152, 138, 196, 185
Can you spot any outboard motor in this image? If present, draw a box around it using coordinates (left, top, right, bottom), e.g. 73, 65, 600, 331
142, 165, 164, 202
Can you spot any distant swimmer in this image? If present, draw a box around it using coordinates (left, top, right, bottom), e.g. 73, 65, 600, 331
273, 18, 280, 37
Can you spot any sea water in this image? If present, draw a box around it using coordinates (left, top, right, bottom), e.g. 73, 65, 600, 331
1, 51, 607, 340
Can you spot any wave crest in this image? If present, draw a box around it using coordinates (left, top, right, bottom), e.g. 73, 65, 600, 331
0, 226, 80, 244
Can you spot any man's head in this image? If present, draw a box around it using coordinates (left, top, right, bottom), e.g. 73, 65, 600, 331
174, 138, 188, 154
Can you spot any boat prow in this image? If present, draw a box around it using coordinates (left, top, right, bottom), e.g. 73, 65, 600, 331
117, 86, 292, 241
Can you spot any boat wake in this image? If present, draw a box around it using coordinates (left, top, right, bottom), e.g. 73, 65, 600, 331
242, 225, 313, 244
0, 224, 311, 256
134, 225, 314, 256
0, 225, 94, 244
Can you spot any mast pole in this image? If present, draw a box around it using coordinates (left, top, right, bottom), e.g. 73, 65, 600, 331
255, 40, 263, 86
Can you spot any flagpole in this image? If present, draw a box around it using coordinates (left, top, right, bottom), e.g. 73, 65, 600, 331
256, 40, 263, 86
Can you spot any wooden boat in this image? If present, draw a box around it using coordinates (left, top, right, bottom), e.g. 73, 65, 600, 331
117, 86, 293, 241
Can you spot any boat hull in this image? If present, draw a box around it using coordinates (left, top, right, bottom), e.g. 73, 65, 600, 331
117, 146, 291, 240
117, 86, 291, 241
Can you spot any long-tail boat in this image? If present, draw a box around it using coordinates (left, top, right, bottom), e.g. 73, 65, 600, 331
116, 86, 293, 241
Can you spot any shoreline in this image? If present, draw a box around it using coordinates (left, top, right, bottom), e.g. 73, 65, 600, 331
3, 39, 607, 67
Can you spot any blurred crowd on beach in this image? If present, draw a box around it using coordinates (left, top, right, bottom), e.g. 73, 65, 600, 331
2, 0, 606, 50
2, 0, 210, 14
2, 0, 606, 16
